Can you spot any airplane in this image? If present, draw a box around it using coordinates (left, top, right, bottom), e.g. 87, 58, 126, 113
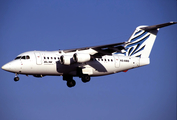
2, 22, 177, 87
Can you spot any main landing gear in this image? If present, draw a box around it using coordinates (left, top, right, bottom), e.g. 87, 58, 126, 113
14, 73, 19, 82
63, 74, 91, 88
77, 67, 90, 83
67, 80, 76, 88
81, 74, 90, 83
63, 76, 76, 88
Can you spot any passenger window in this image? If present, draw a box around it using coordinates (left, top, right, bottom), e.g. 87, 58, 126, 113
44, 57, 46, 59
47, 57, 49, 59
54, 57, 56, 60
51, 57, 53, 59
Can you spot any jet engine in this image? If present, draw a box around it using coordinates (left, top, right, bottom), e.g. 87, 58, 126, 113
60, 55, 74, 65
73, 53, 91, 63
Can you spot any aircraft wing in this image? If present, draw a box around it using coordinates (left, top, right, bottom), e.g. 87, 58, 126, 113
63, 41, 127, 56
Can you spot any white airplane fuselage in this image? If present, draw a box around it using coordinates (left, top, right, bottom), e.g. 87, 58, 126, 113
3, 50, 149, 77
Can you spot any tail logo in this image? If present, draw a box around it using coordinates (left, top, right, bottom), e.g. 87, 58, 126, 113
125, 29, 150, 57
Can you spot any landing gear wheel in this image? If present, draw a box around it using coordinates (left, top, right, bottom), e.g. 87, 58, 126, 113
14, 77, 19, 82
67, 80, 76, 88
81, 75, 90, 83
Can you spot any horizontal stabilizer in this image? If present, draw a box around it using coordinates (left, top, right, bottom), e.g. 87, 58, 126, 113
140, 21, 177, 31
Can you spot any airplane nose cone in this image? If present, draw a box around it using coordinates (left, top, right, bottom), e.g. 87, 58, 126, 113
1, 63, 10, 71
2, 60, 21, 73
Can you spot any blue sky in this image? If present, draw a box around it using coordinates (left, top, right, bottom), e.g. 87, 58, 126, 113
0, 0, 176, 120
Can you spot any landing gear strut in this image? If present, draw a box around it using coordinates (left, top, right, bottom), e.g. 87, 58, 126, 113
14, 73, 19, 82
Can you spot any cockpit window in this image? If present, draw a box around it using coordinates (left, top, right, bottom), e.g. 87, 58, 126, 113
26, 55, 30, 59
15, 56, 21, 60
21, 56, 25, 59
14, 55, 30, 60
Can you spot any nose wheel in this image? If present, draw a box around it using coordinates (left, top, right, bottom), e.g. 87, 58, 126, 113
14, 76, 19, 81
14, 73, 19, 82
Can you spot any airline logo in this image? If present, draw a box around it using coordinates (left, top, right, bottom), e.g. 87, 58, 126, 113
125, 29, 150, 57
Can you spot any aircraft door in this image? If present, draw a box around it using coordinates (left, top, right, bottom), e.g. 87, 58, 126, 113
35, 52, 42, 65
114, 56, 119, 68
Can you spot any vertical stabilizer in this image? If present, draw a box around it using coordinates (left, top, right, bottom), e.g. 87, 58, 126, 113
124, 22, 177, 58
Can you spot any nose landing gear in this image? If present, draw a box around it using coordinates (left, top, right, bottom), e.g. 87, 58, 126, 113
14, 77, 19, 81
14, 73, 19, 82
